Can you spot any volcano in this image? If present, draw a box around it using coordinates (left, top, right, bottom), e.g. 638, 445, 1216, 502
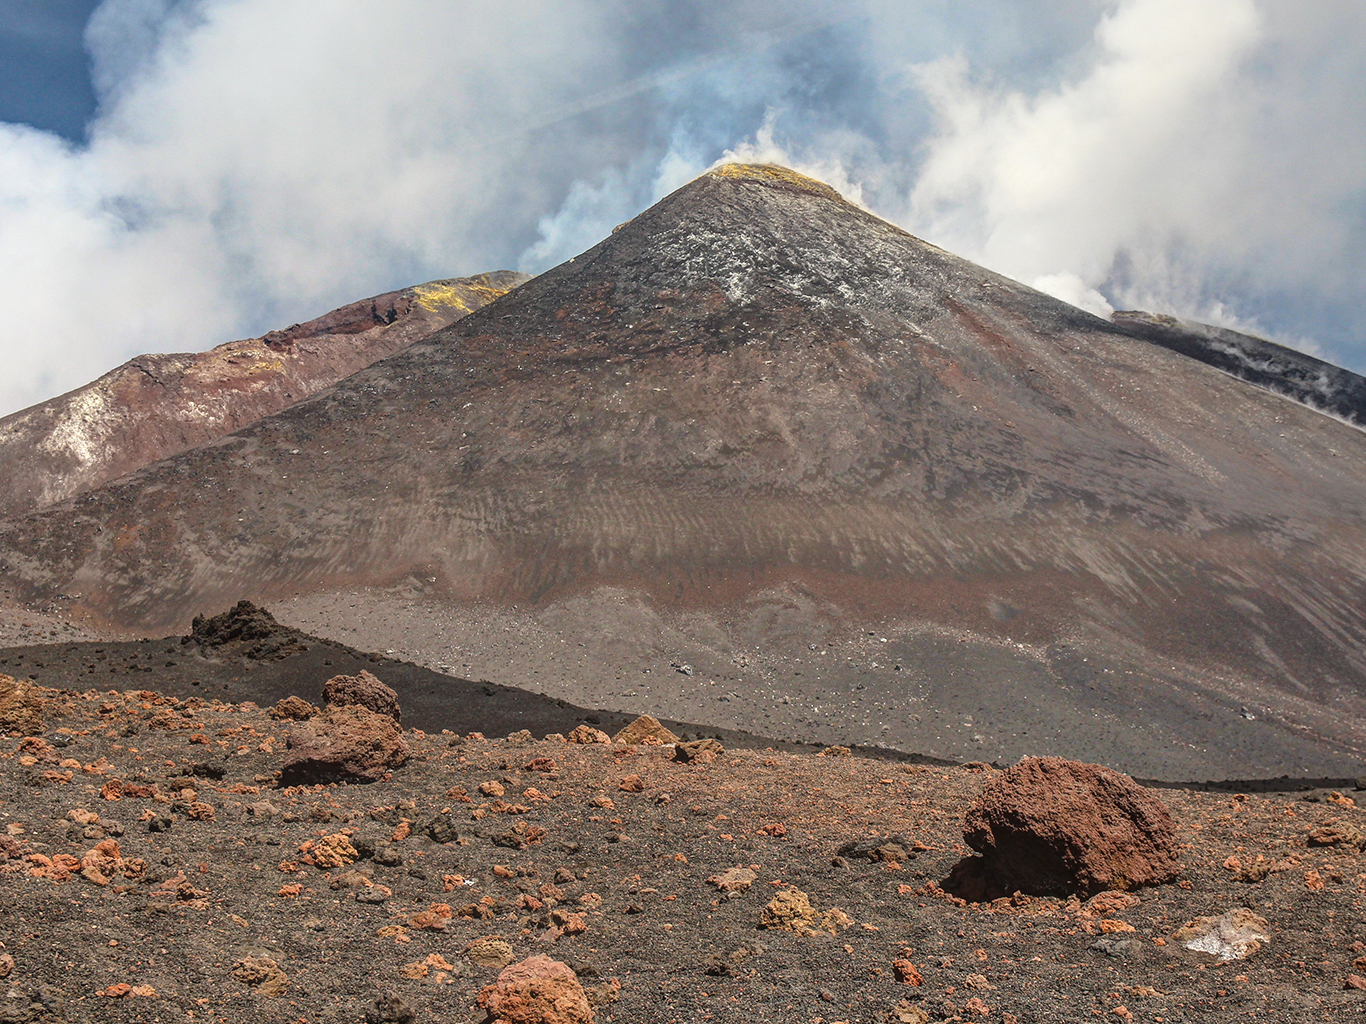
3, 164, 1365, 779
0, 271, 525, 519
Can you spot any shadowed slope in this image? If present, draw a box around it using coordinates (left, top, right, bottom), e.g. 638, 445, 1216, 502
1110, 309, 1366, 424
2, 165, 1366, 772
0, 271, 526, 518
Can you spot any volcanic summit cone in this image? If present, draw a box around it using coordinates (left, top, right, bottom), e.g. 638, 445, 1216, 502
4, 164, 1366, 776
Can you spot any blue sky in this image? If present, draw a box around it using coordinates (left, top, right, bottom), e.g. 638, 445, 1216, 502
0, 1, 99, 138
0, 1, 1362, 417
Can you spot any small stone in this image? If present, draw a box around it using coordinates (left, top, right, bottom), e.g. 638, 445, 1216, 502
465, 936, 516, 968
567, 725, 610, 744
674, 739, 724, 764
268, 696, 317, 720
891, 1000, 931, 1024
425, 811, 459, 844
759, 888, 852, 937
1172, 908, 1271, 961
480, 780, 506, 798
1345, 975, 1366, 991
506, 729, 534, 744
231, 956, 289, 998
0, 953, 13, 978
892, 960, 922, 986
707, 867, 757, 894
365, 990, 417, 1023
617, 775, 644, 793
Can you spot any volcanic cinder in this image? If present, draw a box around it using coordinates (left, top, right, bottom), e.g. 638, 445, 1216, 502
3, 164, 1365, 780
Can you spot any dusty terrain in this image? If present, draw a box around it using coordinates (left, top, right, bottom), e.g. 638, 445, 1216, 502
0, 271, 525, 519
3, 672, 1366, 1023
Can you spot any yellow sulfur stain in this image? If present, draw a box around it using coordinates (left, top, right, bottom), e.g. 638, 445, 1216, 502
709, 163, 844, 202
412, 278, 517, 315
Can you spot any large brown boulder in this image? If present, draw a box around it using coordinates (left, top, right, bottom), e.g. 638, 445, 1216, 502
322, 670, 401, 723
477, 955, 593, 1024
280, 705, 410, 785
962, 756, 1180, 897
0, 674, 44, 736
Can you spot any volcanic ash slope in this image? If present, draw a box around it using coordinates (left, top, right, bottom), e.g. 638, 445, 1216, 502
3, 164, 1366, 777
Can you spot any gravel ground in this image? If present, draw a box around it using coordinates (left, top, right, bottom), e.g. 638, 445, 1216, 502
3, 685, 1366, 1023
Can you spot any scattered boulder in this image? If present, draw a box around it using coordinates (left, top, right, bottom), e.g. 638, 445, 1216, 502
674, 739, 723, 764
322, 670, 401, 723
231, 956, 289, 998
759, 888, 852, 937
280, 705, 410, 785
612, 715, 678, 746
365, 990, 417, 1023
1308, 822, 1366, 850
0, 674, 44, 736
707, 867, 757, 894
1172, 908, 1271, 961
961, 756, 1180, 897
465, 936, 516, 968
269, 696, 317, 721
478, 955, 594, 1024
567, 725, 610, 745
838, 835, 913, 864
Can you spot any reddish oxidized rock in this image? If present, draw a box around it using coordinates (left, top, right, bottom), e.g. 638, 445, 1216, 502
963, 756, 1180, 897
280, 705, 410, 785
322, 670, 401, 723
478, 955, 594, 1024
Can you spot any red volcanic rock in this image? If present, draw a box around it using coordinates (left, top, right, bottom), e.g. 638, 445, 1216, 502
0, 271, 526, 519
280, 705, 410, 785
478, 955, 594, 1024
963, 756, 1180, 897
0, 674, 44, 736
322, 670, 401, 723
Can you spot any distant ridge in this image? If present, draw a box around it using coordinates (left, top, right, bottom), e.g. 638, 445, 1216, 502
0, 271, 527, 519
1111, 309, 1366, 424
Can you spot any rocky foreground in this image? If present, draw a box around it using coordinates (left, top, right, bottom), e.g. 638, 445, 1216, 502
2, 673, 1366, 1023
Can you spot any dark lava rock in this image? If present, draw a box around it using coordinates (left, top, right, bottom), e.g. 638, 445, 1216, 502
188, 601, 307, 662
962, 756, 1180, 897
280, 704, 410, 785
323, 669, 401, 723
424, 811, 459, 844
365, 990, 417, 1023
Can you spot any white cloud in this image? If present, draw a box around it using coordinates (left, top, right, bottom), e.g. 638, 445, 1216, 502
0, 0, 1364, 417
898, 0, 1366, 348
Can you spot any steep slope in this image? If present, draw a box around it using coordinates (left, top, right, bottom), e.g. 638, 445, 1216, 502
0, 271, 526, 519
2, 165, 1366, 775
1111, 309, 1366, 423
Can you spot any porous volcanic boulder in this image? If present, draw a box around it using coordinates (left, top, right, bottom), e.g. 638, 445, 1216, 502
612, 714, 679, 746
322, 670, 401, 723
0, 674, 44, 736
477, 954, 593, 1024
280, 705, 410, 785
674, 738, 724, 764
962, 756, 1180, 897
